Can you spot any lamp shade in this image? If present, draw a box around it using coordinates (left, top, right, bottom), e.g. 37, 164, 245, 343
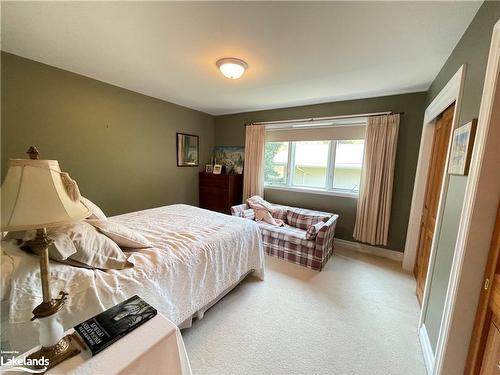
1, 159, 91, 231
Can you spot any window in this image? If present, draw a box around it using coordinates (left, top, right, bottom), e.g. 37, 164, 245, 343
292, 141, 329, 188
264, 139, 364, 196
264, 142, 289, 184
332, 140, 364, 192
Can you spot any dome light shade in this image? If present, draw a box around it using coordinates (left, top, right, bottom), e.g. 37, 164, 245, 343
216, 58, 248, 79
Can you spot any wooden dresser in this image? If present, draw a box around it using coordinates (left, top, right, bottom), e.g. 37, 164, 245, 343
199, 172, 243, 214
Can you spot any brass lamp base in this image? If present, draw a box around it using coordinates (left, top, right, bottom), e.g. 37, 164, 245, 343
31, 291, 68, 321
27, 334, 81, 371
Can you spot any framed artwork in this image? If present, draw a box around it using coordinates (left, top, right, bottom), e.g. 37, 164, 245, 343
205, 164, 213, 173
213, 146, 244, 174
213, 164, 222, 174
176, 133, 199, 167
448, 119, 477, 175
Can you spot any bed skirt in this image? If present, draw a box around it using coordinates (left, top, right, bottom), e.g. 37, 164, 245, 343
178, 269, 255, 329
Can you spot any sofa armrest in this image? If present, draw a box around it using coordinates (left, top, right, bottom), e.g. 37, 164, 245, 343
231, 203, 249, 216
315, 214, 339, 251
231, 204, 255, 220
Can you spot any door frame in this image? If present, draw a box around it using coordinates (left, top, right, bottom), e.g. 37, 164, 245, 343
414, 102, 456, 305
403, 65, 465, 274
409, 65, 465, 374
435, 19, 500, 375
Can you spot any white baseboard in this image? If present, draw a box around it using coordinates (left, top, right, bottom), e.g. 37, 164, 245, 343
334, 238, 403, 262
419, 324, 435, 375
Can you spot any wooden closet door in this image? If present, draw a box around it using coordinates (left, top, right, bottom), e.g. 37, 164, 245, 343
480, 318, 500, 374
466, 203, 500, 374
414, 103, 455, 304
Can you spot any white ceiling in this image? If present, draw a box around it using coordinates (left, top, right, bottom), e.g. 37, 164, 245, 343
1, 1, 482, 115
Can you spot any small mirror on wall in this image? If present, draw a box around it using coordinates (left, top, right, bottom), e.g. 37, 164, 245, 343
177, 133, 199, 167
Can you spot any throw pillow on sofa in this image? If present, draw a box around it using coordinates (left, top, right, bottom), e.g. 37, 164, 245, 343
305, 221, 326, 240
286, 209, 329, 230
271, 207, 288, 222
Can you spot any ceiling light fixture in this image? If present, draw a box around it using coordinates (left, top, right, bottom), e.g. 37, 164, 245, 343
216, 58, 248, 79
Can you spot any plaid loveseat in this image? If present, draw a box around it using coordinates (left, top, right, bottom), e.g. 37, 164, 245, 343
231, 203, 339, 271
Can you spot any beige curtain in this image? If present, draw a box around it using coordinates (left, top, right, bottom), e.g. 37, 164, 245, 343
353, 114, 400, 246
243, 124, 266, 200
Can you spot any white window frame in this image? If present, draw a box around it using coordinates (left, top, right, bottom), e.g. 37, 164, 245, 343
264, 139, 363, 198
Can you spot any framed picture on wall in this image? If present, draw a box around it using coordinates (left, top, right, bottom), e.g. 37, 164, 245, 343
448, 119, 477, 175
213, 146, 245, 174
176, 133, 199, 167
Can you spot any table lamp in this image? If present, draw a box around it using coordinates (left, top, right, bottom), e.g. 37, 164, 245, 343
1, 147, 91, 369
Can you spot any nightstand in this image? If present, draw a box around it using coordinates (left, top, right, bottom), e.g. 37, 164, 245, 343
2, 314, 192, 375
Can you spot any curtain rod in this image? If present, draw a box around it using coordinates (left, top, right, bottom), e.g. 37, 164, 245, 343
245, 111, 405, 126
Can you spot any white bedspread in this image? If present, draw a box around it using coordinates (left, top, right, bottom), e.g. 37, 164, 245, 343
2, 204, 264, 353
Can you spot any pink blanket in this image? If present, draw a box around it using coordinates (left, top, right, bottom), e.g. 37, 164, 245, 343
247, 195, 284, 226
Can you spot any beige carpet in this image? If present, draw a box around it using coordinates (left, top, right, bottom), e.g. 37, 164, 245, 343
182, 248, 426, 375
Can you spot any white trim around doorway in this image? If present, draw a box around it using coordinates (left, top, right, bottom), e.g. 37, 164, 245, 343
402, 65, 466, 274
419, 324, 435, 375
416, 67, 465, 334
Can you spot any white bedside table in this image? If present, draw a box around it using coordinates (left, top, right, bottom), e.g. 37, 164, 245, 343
4, 313, 192, 375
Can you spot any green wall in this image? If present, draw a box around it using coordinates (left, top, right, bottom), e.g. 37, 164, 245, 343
215, 92, 427, 251
423, 1, 500, 352
1, 52, 214, 216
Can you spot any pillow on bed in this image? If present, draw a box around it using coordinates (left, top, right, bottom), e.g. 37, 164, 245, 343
3, 230, 35, 241
2, 229, 76, 261
47, 230, 78, 260
5, 230, 77, 261
48, 222, 132, 270
81, 197, 107, 220
86, 219, 152, 249
1, 249, 14, 302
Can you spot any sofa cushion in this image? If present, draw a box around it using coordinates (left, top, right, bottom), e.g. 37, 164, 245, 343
257, 222, 315, 249
286, 209, 330, 230
305, 221, 326, 240
270, 207, 288, 222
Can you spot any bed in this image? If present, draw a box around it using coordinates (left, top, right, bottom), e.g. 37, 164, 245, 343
1, 204, 265, 353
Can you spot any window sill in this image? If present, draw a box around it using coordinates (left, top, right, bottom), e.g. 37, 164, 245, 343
264, 185, 359, 198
